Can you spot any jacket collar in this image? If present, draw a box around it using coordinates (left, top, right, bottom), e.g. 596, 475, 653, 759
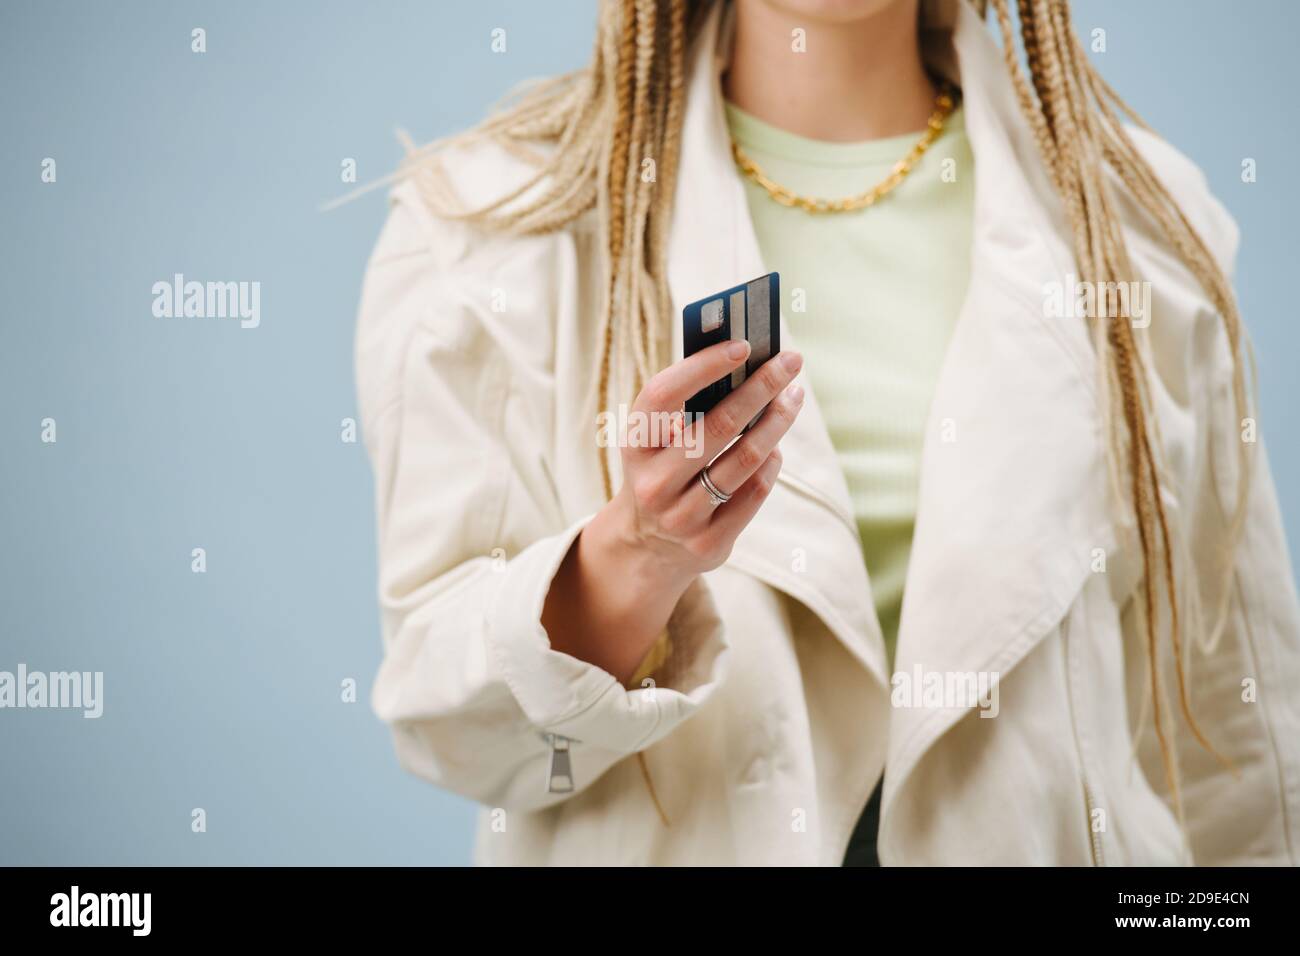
668, 0, 891, 686
666, 0, 1114, 846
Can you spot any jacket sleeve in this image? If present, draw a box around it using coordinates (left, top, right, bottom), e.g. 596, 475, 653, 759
1197, 438, 1300, 864
1178, 343, 1300, 864
354, 182, 730, 813
1126, 130, 1300, 864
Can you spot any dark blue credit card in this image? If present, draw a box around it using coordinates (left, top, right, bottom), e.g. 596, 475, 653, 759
682, 271, 780, 417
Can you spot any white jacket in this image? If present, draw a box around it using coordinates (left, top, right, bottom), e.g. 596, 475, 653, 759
355, 0, 1300, 865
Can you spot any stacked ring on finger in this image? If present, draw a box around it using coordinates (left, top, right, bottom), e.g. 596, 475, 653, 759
698, 466, 732, 506
691, 378, 804, 513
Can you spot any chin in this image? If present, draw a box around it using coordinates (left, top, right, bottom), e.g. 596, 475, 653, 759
751, 0, 913, 25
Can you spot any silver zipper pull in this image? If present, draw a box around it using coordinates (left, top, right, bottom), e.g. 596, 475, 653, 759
544, 733, 575, 794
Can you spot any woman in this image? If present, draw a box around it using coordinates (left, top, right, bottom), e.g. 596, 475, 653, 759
355, 0, 1300, 865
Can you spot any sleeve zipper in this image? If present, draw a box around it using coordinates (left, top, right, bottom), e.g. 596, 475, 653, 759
542, 733, 575, 794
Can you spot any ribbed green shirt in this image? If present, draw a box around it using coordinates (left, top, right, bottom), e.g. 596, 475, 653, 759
726, 101, 975, 666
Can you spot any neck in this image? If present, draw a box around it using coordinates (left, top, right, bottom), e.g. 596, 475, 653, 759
723, 0, 934, 142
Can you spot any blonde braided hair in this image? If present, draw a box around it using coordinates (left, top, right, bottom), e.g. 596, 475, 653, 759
403, 0, 1252, 826
985, 0, 1251, 816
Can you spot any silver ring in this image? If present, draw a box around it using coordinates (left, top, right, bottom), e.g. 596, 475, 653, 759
698, 466, 732, 506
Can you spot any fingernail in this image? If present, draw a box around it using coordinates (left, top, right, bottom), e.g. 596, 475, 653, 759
781, 350, 802, 372
727, 341, 751, 360
787, 384, 804, 403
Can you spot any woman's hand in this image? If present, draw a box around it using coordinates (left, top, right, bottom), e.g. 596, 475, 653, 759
542, 340, 805, 683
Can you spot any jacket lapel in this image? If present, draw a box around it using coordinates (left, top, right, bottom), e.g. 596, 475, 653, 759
666, 0, 1114, 815
667, 0, 890, 687
879, 0, 1116, 854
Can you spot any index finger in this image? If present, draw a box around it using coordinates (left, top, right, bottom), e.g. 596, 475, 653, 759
634, 339, 752, 414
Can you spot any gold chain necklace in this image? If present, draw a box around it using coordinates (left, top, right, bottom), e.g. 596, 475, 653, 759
730, 82, 959, 214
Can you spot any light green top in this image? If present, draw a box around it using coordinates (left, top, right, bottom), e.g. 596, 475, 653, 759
726, 101, 975, 667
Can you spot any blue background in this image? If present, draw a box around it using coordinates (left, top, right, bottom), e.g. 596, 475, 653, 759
1, 0, 1296, 865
